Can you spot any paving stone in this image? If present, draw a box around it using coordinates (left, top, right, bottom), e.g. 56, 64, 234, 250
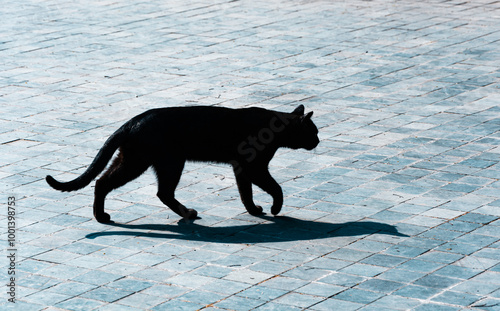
272, 292, 325, 309
23, 290, 72, 306
394, 284, 442, 300
3, 0, 500, 309
150, 299, 203, 311
55, 297, 106, 311
295, 282, 345, 297
236, 285, 288, 302
431, 290, 482, 307
45, 281, 97, 297
310, 298, 364, 311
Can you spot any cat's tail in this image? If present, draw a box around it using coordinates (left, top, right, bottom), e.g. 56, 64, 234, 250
46, 127, 127, 192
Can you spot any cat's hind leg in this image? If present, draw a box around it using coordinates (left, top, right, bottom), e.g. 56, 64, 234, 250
94, 150, 149, 223
153, 161, 198, 220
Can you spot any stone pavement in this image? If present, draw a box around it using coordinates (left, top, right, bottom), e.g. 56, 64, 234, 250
1, 0, 500, 310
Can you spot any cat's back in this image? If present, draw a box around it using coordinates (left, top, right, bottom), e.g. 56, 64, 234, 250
127, 105, 274, 141
149, 106, 273, 131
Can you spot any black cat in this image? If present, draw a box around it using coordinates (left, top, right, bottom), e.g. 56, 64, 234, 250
46, 105, 319, 223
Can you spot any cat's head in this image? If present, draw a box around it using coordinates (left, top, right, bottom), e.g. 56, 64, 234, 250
284, 105, 320, 150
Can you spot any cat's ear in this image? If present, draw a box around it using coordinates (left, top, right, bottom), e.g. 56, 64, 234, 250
301, 111, 313, 123
292, 105, 305, 116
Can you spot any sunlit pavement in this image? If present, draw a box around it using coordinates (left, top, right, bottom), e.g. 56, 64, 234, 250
1, 0, 499, 310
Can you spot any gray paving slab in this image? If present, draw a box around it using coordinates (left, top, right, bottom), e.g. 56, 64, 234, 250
1, 0, 499, 310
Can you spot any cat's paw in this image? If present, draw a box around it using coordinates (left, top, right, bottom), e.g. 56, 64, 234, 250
247, 205, 264, 216
95, 212, 111, 223
271, 205, 282, 216
186, 208, 198, 220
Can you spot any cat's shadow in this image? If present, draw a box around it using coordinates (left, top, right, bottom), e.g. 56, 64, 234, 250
85, 215, 408, 244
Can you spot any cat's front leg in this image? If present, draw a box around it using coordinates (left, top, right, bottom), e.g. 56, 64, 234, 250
247, 168, 283, 216
233, 166, 264, 216
252, 169, 283, 216
267, 183, 283, 216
